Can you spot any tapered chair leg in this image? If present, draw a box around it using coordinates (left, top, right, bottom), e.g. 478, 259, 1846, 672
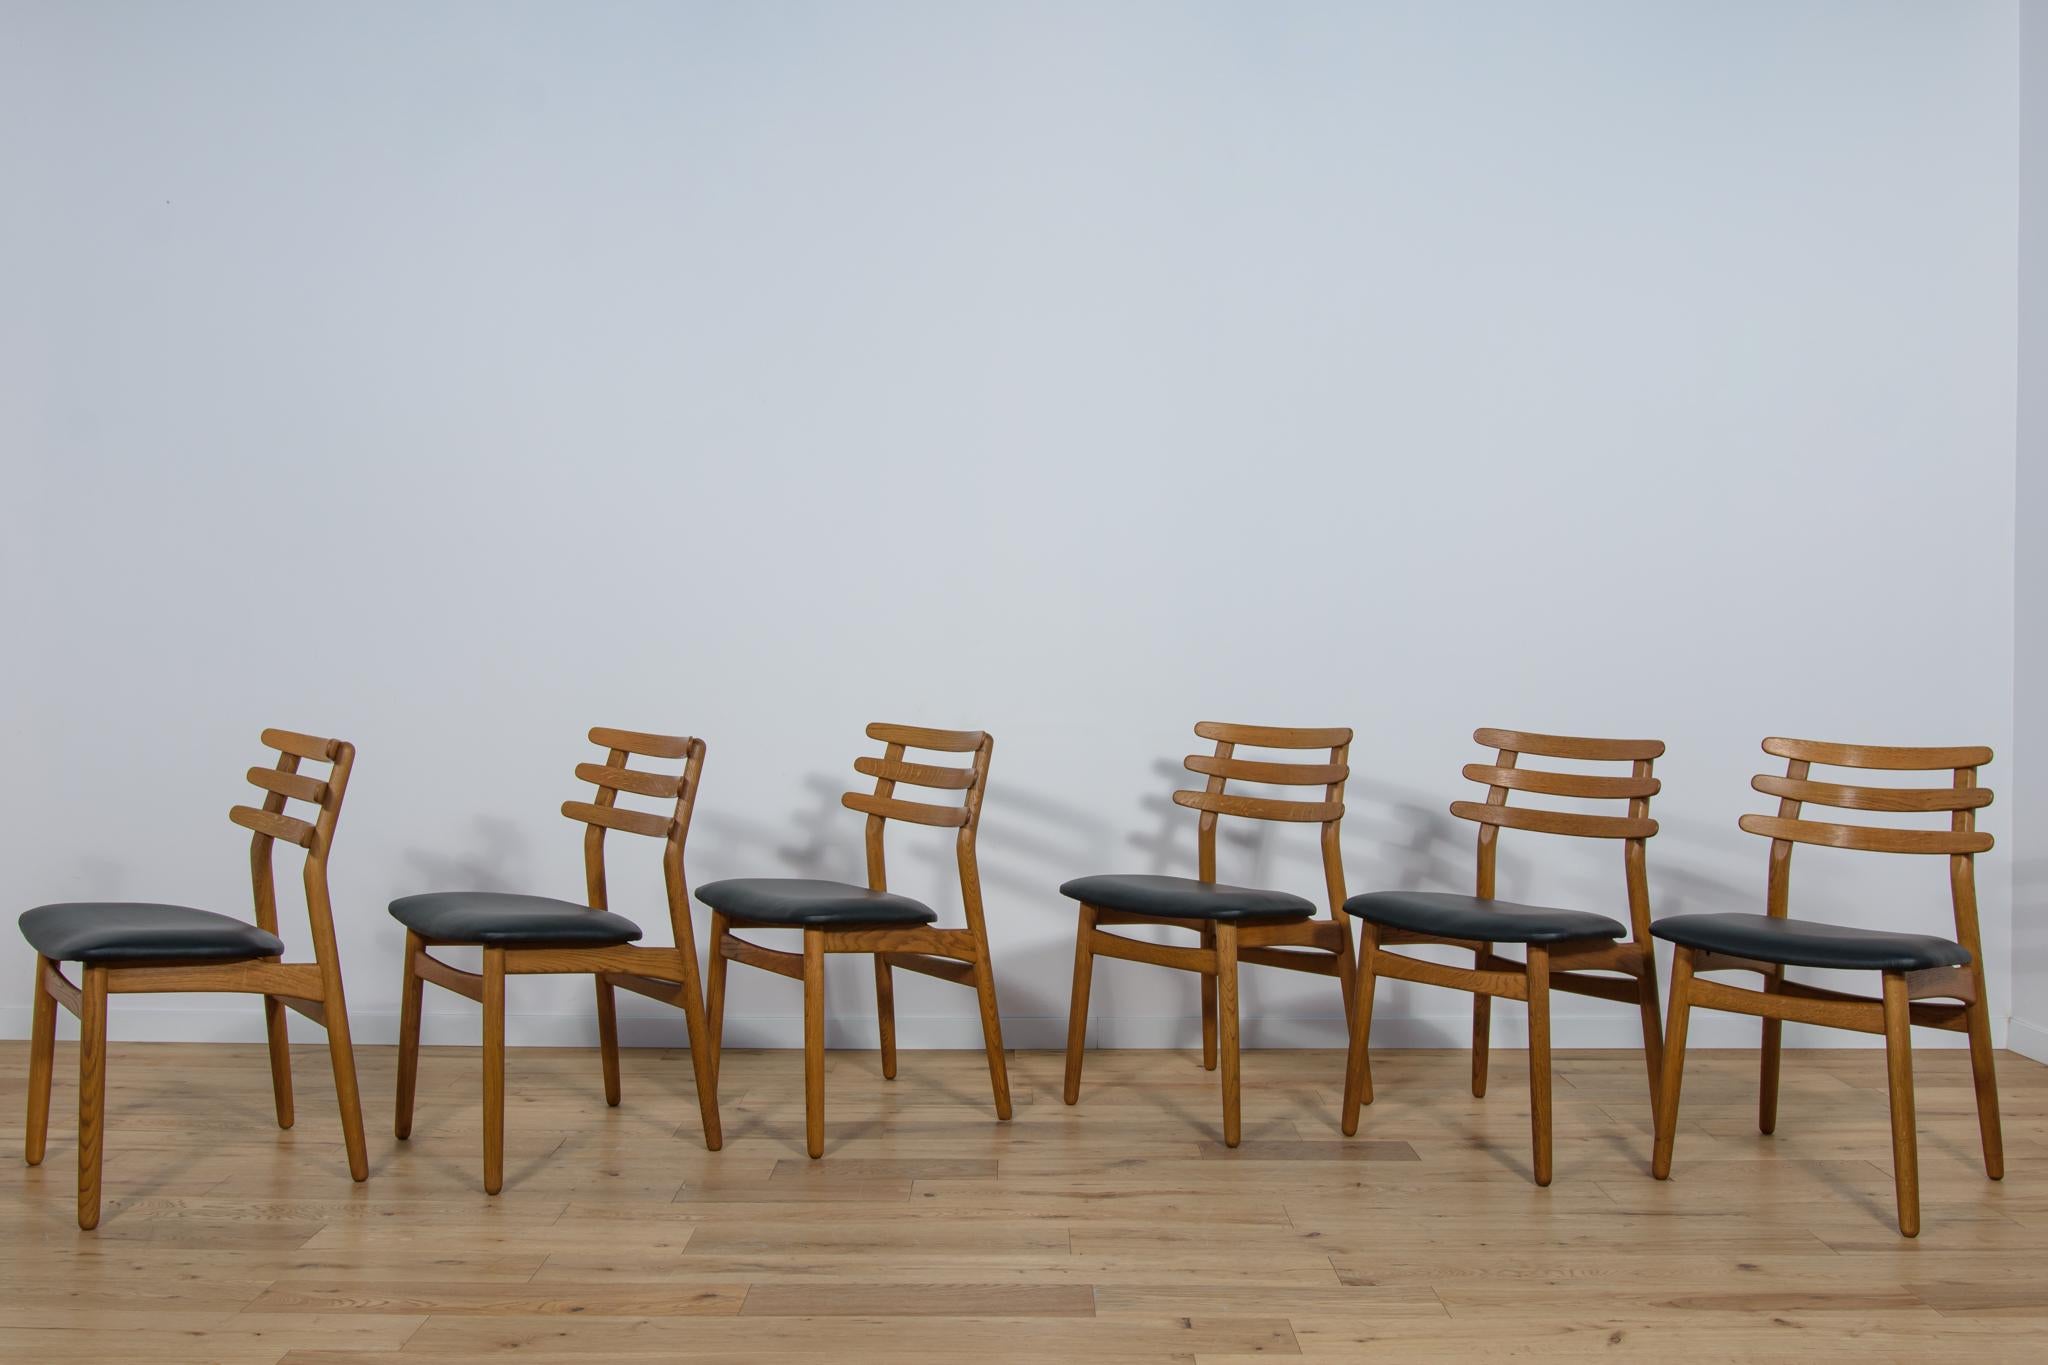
1634, 949, 1664, 1128
482, 947, 506, 1194
803, 931, 826, 1160
1063, 906, 1096, 1105
874, 957, 898, 1081
1759, 965, 1785, 1135
77, 967, 108, 1231
1526, 946, 1553, 1186
1216, 922, 1241, 1148
1334, 924, 1358, 1033
1340, 927, 1379, 1133
1652, 947, 1696, 1180
1200, 923, 1218, 1071
675, 939, 723, 1152
1963, 978, 2004, 1181
704, 913, 730, 1093
263, 990, 296, 1130
972, 947, 1012, 1121
1471, 941, 1493, 1097
594, 976, 622, 1107
321, 973, 369, 1183
25, 956, 56, 1167
394, 933, 425, 1140
1881, 972, 1921, 1238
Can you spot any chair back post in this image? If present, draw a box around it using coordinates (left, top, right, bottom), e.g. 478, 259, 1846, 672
1321, 737, 1351, 922
1194, 739, 1231, 886
955, 733, 996, 943
582, 746, 627, 914
1473, 742, 1516, 902
660, 738, 708, 946
1951, 762, 1986, 964
301, 738, 354, 970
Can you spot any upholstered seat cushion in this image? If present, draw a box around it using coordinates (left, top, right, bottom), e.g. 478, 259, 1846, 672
388, 891, 643, 945
19, 902, 285, 965
695, 878, 938, 927
1348, 890, 1627, 944
1060, 874, 1316, 923
1651, 912, 1971, 972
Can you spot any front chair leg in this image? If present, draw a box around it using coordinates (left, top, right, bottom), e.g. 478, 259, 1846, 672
25, 956, 57, 1167
1062, 906, 1096, 1105
394, 933, 425, 1140
675, 937, 723, 1152
1634, 947, 1665, 1130
1472, 941, 1493, 1097
262, 989, 296, 1130
803, 931, 826, 1160
1526, 945, 1553, 1187
704, 913, 730, 1094
874, 956, 898, 1081
77, 966, 108, 1231
594, 975, 622, 1107
1963, 979, 2004, 1181
1881, 972, 1921, 1237
1759, 965, 1785, 1135
1215, 922, 1241, 1148
1200, 923, 1218, 1071
1340, 924, 1379, 1133
1651, 947, 1696, 1180
482, 947, 506, 1194
322, 972, 370, 1183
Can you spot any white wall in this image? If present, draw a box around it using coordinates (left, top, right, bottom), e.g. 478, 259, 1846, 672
2015, 0, 2048, 1063
1, 1, 2022, 1054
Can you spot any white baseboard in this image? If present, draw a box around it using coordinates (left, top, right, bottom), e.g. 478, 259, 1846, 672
0, 1004, 1987, 1051
2008, 1015, 2048, 1064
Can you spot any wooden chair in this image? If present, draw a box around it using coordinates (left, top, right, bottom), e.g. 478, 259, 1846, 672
1341, 728, 1665, 1185
20, 728, 368, 1230
696, 723, 1009, 1160
1651, 737, 2002, 1237
390, 727, 721, 1194
1061, 722, 1355, 1147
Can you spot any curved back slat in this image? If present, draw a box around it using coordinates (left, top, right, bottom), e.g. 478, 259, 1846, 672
842, 791, 971, 827
853, 755, 976, 790
1184, 754, 1348, 786
1461, 764, 1658, 800
1173, 789, 1343, 823
1472, 728, 1664, 762
1762, 737, 1993, 771
1738, 814, 1991, 856
866, 722, 987, 754
1451, 801, 1656, 840
1194, 720, 1352, 750
1751, 773, 1992, 813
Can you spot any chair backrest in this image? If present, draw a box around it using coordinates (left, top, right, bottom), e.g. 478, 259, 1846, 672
1741, 737, 1993, 956
1451, 728, 1664, 941
561, 726, 706, 942
232, 728, 355, 960
1175, 721, 1351, 919
841, 722, 993, 932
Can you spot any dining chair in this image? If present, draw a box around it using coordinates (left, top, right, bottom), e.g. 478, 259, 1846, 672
1650, 737, 2002, 1237
695, 723, 1008, 1159
1340, 728, 1665, 1185
389, 726, 721, 1194
19, 728, 368, 1229
1061, 722, 1355, 1147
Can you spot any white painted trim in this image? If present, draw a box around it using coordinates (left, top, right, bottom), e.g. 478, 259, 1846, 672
2007, 1015, 2048, 1064
0, 1006, 1985, 1051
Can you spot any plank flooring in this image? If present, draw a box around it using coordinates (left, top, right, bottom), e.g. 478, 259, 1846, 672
3, 1040, 2046, 1361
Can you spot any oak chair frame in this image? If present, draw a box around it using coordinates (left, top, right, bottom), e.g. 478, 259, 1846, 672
1651, 737, 2002, 1237
705, 723, 1009, 1160
25, 728, 369, 1230
1341, 728, 1666, 1186
395, 727, 721, 1194
1063, 722, 1356, 1148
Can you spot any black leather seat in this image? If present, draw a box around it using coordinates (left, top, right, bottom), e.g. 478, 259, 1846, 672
695, 878, 938, 927
1060, 874, 1315, 923
18, 902, 285, 965
389, 892, 643, 946
1652, 912, 1971, 972
1348, 890, 1626, 944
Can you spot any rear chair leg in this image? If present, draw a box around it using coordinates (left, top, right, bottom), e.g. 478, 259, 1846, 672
1759, 965, 1784, 1135
263, 990, 295, 1130
394, 933, 424, 1140
1200, 923, 1218, 1071
803, 931, 826, 1160
25, 956, 57, 1166
1526, 946, 1553, 1187
874, 956, 898, 1081
676, 936, 723, 1152
1340, 925, 1379, 1133
1651, 947, 1696, 1180
594, 975, 622, 1106
1634, 947, 1664, 1130
1216, 922, 1241, 1148
972, 945, 1012, 1121
77, 967, 108, 1231
1471, 941, 1493, 1097
482, 947, 506, 1194
705, 913, 730, 1093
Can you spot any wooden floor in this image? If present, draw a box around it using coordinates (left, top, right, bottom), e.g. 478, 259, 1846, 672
3, 1040, 2046, 1362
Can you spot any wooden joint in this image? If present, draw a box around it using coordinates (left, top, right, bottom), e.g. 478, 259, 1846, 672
1086, 928, 1217, 975
722, 934, 807, 980
414, 950, 485, 1003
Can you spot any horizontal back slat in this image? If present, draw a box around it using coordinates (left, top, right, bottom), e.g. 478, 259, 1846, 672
587, 727, 694, 760
854, 755, 976, 790
1740, 813, 1992, 855
1173, 789, 1343, 823
561, 800, 674, 839
1761, 736, 1992, 771
261, 728, 338, 762
1752, 774, 1992, 813
247, 767, 329, 805
1185, 754, 1348, 786
865, 722, 986, 753
1473, 728, 1665, 761
575, 762, 683, 800
1451, 800, 1657, 840
230, 804, 316, 848
1193, 720, 1351, 750
842, 791, 970, 827
1461, 764, 1658, 800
